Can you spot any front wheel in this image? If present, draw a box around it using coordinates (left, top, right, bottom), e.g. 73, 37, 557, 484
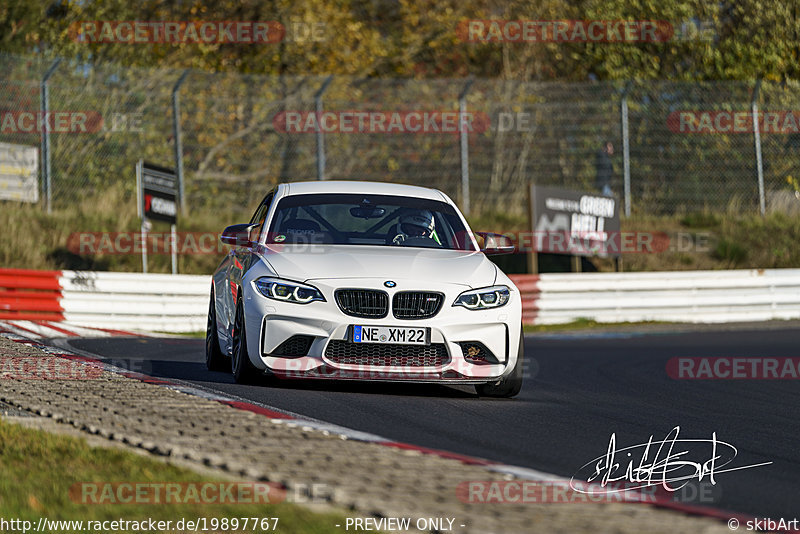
231, 298, 262, 384
475, 330, 524, 398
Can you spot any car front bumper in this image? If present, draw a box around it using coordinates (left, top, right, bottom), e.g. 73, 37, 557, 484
241, 277, 522, 384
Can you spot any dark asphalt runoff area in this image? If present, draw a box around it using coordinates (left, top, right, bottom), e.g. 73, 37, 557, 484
66, 326, 800, 520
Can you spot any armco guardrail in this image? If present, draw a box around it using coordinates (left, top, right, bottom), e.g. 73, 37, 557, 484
2, 268, 799, 332
60, 270, 211, 331
509, 269, 800, 324
0, 268, 210, 332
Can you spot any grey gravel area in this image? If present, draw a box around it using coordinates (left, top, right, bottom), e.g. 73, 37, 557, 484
0, 334, 732, 534
0, 399, 33, 417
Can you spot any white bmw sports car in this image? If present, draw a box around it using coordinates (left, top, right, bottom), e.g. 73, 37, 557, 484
206, 181, 524, 397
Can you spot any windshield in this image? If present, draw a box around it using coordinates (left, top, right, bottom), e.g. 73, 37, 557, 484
266, 193, 476, 251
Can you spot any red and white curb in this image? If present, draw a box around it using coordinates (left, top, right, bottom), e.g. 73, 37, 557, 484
0, 320, 141, 339
0, 326, 753, 526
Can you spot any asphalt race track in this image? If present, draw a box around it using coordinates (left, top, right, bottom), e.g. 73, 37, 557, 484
65, 327, 800, 520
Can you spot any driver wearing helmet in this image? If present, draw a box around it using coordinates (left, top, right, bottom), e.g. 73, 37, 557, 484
391, 210, 437, 245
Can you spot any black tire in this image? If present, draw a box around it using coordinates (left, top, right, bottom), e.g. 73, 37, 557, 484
205, 288, 228, 372
475, 330, 524, 398
231, 298, 262, 384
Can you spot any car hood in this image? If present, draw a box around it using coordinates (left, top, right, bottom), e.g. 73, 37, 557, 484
260, 244, 496, 288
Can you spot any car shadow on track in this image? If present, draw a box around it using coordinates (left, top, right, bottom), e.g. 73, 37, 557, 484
76, 338, 506, 399
253, 374, 479, 398
77, 337, 497, 399
116, 357, 481, 399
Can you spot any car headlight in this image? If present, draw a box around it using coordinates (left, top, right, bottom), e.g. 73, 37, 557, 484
453, 285, 510, 310
253, 277, 325, 304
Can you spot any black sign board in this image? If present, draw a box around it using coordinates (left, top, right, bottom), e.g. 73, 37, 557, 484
529, 185, 621, 258
139, 161, 178, 224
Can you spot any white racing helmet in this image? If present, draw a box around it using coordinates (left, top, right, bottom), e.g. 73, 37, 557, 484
398, 210, 434, 237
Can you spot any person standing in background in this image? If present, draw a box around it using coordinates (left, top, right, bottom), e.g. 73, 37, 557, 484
595, 140, 614, 197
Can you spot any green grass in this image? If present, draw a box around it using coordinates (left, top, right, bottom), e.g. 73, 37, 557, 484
0, 184, 253, 275
4, 196, 800, 274
603, 211, 800, 272
157, 331, 206, 338
0, 418, 347, 533
523, 318, 670, 333
712, 238, 749, 266
679, 211, 722, 229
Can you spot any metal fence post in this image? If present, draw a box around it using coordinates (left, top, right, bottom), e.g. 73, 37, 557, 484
40, 58, 61, 214
315, 76, 333, 180
752, 78, 765, 216
172, 69, 190, 213
620, 81, 632, 217
136, 159, 148, 274
459, 78, 475, 215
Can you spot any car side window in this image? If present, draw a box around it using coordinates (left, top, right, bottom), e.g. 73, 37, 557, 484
249, 192, 274, 241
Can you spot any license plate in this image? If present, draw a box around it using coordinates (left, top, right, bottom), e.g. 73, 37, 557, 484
352, 325, 429, 345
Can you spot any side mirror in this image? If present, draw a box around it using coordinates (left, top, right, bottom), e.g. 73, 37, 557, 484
476, 231, 515, 255
220, 223, 258, 247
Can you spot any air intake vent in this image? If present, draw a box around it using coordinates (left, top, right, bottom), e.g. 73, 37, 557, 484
392, 291, 444, 319
334, 289, 389, 318
325, 340, 449, 367
458, 341, 500, 365
272, 335, 314, 357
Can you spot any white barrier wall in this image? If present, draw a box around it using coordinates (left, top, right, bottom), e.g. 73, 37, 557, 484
514, 269, 800, 325
44, 268, 800, 332
59, 271, 211, 332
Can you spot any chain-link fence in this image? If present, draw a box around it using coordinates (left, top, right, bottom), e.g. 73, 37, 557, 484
2, 52, 800, 219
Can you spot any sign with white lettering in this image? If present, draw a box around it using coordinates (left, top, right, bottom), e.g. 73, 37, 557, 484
139, 161, 177, 224
529, 185, 620, 258
0, 142, 38, 202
